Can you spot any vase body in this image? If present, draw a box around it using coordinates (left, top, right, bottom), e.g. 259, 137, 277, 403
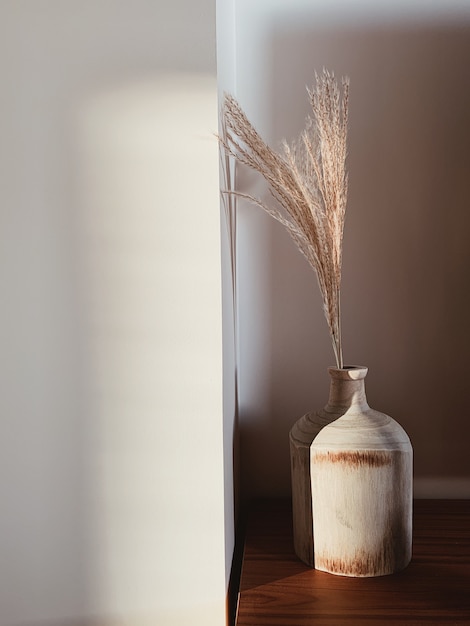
289, 402, 344, 565
310, 366, 413, 577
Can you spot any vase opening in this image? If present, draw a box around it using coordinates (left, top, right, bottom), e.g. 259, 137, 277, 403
328, 365, 368, 381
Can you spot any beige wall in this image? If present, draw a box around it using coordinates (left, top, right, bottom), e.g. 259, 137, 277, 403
231, 0, 470, 499
0, 2, 232, 625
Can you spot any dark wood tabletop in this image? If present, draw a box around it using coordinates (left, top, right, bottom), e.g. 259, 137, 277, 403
235, 498, 470, 625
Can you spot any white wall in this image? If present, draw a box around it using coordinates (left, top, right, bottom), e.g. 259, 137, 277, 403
0, 2, 232, 625
217, 0, 239, 533
230, 0, 470, 499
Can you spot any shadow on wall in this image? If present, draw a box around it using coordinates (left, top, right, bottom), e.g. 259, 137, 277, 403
238, 18, 470, 499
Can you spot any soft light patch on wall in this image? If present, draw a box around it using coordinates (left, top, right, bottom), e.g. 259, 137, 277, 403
76, 73, 225, 624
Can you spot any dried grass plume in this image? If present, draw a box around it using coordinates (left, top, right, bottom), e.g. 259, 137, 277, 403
219, 69, 350, 369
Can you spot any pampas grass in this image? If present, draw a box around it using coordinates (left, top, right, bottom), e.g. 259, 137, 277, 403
219, 69, 349, 369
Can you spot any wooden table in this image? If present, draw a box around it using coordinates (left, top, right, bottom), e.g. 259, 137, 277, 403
235, 499, 470, 625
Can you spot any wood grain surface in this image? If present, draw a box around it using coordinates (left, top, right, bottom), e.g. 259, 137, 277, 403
235, 499, 470, 625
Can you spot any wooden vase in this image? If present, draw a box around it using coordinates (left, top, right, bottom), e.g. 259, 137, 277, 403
289, 399, 345, 566
310, 366, 413, 577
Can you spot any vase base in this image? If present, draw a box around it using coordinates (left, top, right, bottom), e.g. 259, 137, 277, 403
314, 554, 412, 578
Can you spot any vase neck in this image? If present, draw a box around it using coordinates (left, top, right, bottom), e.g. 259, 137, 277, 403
325, 366, 370, 412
